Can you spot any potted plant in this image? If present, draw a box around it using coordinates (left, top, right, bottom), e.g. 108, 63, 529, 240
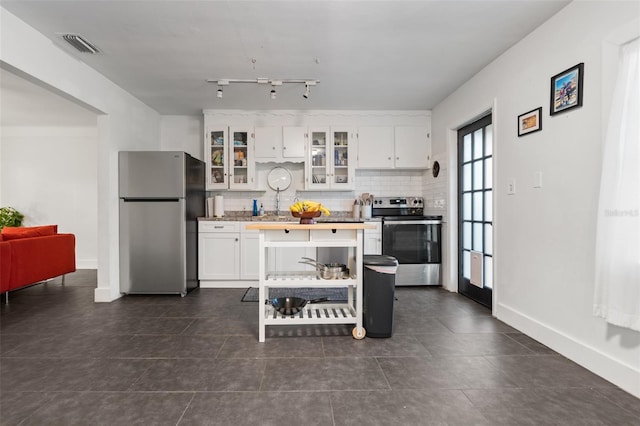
0, 207, 24, 230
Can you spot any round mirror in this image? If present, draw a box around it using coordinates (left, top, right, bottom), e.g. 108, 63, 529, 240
267, 166, 292, 191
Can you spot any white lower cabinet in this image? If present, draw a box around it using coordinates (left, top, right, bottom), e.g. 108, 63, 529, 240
199, 221, 316, 286
198, 231, 240, 280
363, 221, 382, 255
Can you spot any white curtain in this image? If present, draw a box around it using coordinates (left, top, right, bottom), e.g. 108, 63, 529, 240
594, 38, 640, 331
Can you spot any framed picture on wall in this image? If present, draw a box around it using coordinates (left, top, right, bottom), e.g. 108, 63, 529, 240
550, 62, 584, 115
518, 107, 542, 137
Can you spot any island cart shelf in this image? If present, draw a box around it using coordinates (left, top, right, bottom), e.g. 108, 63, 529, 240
245, 222, 375, 342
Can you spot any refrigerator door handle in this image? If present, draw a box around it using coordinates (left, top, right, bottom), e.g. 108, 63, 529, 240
122, 198, 180, 202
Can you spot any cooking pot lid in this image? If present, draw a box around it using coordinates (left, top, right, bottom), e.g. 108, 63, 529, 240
267, 166, 292, 191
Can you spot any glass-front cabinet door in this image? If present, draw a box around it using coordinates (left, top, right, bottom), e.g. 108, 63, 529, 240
229, 128, 254, 189
206, 126, 255, 190
306, 127, 355, 190
207, 128, 228, 189
331, 129, 355, 190
307, 127, 329, 189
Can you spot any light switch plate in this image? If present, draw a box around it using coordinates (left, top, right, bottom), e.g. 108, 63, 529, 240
507, 178, 516, 195
534, 171, 542, 188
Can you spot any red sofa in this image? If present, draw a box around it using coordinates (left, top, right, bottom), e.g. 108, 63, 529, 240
0, 225, 76, 301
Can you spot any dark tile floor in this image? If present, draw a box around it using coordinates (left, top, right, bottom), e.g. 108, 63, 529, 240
1, 270, 639, 425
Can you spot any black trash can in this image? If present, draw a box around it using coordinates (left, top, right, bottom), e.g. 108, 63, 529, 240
363, 255, 398, 338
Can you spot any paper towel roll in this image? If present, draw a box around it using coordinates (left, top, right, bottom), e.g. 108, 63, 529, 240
206, 197, 214, 217
214, 195, 224, 217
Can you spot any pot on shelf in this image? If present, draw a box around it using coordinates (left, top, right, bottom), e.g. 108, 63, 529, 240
299, 257, 349, 279
268, 297, 329, 316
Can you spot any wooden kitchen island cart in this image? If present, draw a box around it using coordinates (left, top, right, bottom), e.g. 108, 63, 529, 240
245, 222, 374, 342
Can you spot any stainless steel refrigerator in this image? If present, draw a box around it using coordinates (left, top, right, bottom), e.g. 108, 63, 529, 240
119, 151, 205, 296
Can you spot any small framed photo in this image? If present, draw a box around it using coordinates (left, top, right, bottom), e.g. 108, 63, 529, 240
518, 107, 542, 137
550, 62, 584, 115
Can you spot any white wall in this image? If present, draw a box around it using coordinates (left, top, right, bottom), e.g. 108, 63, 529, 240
1, 126, 98, 268
1, 8, 161, 302
431, 1, 640, 397
160, 115, 203, 161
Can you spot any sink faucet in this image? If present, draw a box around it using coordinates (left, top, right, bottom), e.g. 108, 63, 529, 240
275, 187, 280, 216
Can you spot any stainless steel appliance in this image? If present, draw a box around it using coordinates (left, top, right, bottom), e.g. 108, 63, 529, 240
372, 196, 442, 286
119, 151, 205, 295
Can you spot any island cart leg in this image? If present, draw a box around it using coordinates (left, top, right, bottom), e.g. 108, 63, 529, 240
352, 229, 366, 340
258, 231, 266, 342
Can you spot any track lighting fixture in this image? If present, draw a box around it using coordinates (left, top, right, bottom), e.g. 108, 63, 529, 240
207, 78, 319, 100
216, 80, 229, 100
302, 81, 316, 99
270, 80, 281, 100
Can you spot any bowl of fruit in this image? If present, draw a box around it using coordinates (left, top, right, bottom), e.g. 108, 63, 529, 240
289, 200, 330, 224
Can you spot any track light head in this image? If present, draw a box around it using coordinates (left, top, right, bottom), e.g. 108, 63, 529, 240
270, 89, 276, 100
217, 88, 223, 98
303, 84, 310, 99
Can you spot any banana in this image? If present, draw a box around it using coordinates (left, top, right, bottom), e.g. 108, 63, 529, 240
289, 200, 330, 216
289, 201, 304, 213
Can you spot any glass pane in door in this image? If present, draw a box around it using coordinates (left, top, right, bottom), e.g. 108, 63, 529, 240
210, 130, 225, 185
463, 134, 472, 162
232, 131, 248, 184
333, 131, 349, 184
473, 129, 483, 159
310, 131, 327, 185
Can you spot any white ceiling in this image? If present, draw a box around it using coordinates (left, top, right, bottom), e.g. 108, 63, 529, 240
1, 0, 571, 118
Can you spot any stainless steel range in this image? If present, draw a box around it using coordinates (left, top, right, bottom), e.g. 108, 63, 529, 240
372, 197, 442, 286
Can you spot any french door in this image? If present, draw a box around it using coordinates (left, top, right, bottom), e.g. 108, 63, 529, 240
458, 114, 493, 308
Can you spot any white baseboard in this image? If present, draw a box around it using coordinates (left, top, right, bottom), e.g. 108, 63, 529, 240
199, 280, 257, 289
497, 302, 640, 398
94, 287, 122, 303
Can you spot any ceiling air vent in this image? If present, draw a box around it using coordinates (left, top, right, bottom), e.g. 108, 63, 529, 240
60, 34, 101, 54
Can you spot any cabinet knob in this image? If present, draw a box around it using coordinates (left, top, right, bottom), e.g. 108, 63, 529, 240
272, 146, 276, 150
388, 157, 391, 160
396, 157, 399, 160
235, 238, 239, 242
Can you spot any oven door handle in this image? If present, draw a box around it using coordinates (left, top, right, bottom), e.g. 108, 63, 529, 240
384, 220, 441, 225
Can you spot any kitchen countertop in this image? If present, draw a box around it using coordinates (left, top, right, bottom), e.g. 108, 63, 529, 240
246, 222, 375, 230
198, 211, 381, 223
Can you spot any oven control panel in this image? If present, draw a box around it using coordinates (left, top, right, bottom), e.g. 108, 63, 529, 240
371, 196, 425, 217
372, 197, 424, 208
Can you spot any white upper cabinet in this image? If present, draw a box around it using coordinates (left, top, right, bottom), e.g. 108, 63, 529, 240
357, 126, 395, 169
357, 124, 431, 169
282, 126, 307, 159
205, 125, 256, 190
254, 126, 305, 162
228, 128, 256, 189
305, 127, 356, 190
254, 126, 281, 160
394, 126, 431, 168
206, 127, 229, 190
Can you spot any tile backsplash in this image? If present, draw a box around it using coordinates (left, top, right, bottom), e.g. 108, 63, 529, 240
206, 160, 448, 216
